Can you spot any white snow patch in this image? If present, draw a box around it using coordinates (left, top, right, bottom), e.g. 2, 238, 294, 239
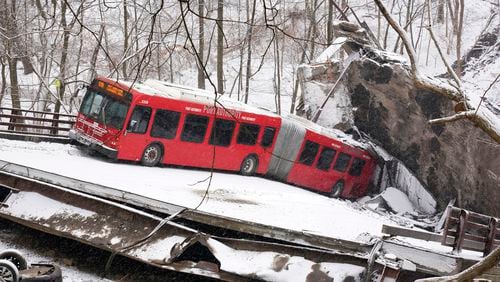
391, 237, 484, 261
315, 37, 346, 63
392, 163, 437, 215
380, 187, 415, 214
207, 238, 365, 281
5, 192, 95, 221
127, 235, 186, 262
109, 237, 122, 245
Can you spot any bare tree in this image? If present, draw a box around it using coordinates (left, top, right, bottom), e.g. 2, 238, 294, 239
197, 0, 206, 89
455, 0, 464, 75
437, 0, 445, 23
216, 0, 224, 94
123, 0, 130, 79
326, 0, 334, 44
374, 0, 500, 144
0, 56, 5, 105
0, 0, 23, 127
243, 0, 256, 104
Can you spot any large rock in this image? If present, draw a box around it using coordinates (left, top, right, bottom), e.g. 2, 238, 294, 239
346, 54, 500, 216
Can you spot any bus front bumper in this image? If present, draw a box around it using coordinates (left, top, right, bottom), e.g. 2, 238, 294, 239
69, 129, 118, 159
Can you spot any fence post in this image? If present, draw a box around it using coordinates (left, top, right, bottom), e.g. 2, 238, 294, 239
455, 209, 469, 253
484, 218, 498, 256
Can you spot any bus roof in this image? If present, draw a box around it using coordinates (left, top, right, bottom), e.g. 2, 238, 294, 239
106, 77, 370, 152
283, 114, 370, 151
116, 78, 280, 119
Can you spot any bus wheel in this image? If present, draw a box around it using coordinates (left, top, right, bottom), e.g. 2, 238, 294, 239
141, 144, 162, 167
0, 250, 27, 271
330, 181, 344, 198
0, 260, 19, 282
240, 155, 258, 176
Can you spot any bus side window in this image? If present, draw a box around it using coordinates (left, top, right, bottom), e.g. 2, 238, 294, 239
209, 119, 236, 146
349, 158, 366, 176
127, 106, 152, 134
333, 153, 352, 172
298, 140, 319, 166
151, 109, 181, 139
237, 123, 260, 145
261, 127, 276, 148
316, 148, 336, 171
181, 114, 209, 143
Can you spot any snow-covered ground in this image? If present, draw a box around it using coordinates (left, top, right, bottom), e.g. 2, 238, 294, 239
0, 138, 398, 243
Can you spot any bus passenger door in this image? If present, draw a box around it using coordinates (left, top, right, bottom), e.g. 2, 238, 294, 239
118, 105, 153, 161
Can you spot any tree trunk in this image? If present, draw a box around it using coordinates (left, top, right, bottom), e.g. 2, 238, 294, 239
447, 0, 458, 34
308, 0, 318, 60
123, 0, 129, 79
455, 0, 464, 76
88, 24, 105, 82
327, 0, 333, 44
290, 1, 316, 113
437, 0, 445, 23
198, 0, 206, 89
71, 8, 85, 113
0, 57, 5, 106
234, 0, 244, 99
52, 0, 70, 133
383, 0, 397, 49
216, 0, 224, 94
0, 0, 22, 127
244, 0, 256, 103
5, 1, 34, 75
7, 56, 22, 130
274, 34, 281, 114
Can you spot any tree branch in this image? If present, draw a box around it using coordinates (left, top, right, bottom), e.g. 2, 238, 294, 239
374, 0, 500, 144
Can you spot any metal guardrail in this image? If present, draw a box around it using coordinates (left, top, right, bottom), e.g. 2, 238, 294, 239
0, 107, 76, 142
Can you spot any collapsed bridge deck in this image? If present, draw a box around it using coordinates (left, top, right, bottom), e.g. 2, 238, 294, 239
0, 138, 485, 280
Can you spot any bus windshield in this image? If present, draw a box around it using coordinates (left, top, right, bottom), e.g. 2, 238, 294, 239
80, 89, 129, 130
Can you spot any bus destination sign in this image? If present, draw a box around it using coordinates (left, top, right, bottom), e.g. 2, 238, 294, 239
97, 81, 125, 97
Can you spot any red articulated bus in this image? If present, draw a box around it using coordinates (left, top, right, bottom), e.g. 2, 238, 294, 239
70, 77, 376, 198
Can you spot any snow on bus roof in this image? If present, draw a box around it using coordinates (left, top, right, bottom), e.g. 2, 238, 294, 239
117, 78, 367, 150
121, 79, 280, 119
283, 114, 369, 150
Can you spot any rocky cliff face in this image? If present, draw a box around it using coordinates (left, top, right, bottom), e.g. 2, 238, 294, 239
346, 54, 500, 216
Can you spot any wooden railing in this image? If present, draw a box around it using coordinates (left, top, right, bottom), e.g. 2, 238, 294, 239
442, 206, 500, 256
0, 107, 76, 138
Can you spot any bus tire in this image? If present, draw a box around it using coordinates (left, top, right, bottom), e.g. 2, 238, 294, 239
330, 180, 344, 198
240, 155, 258, 176
0, 249, 28, 270
0, 259, 19, 282
141, 143, 162, 167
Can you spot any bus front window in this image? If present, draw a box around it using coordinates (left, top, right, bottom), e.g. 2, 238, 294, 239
100, 97, 129, 130
79, 90, 105, 119
79, 89, 129, 130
